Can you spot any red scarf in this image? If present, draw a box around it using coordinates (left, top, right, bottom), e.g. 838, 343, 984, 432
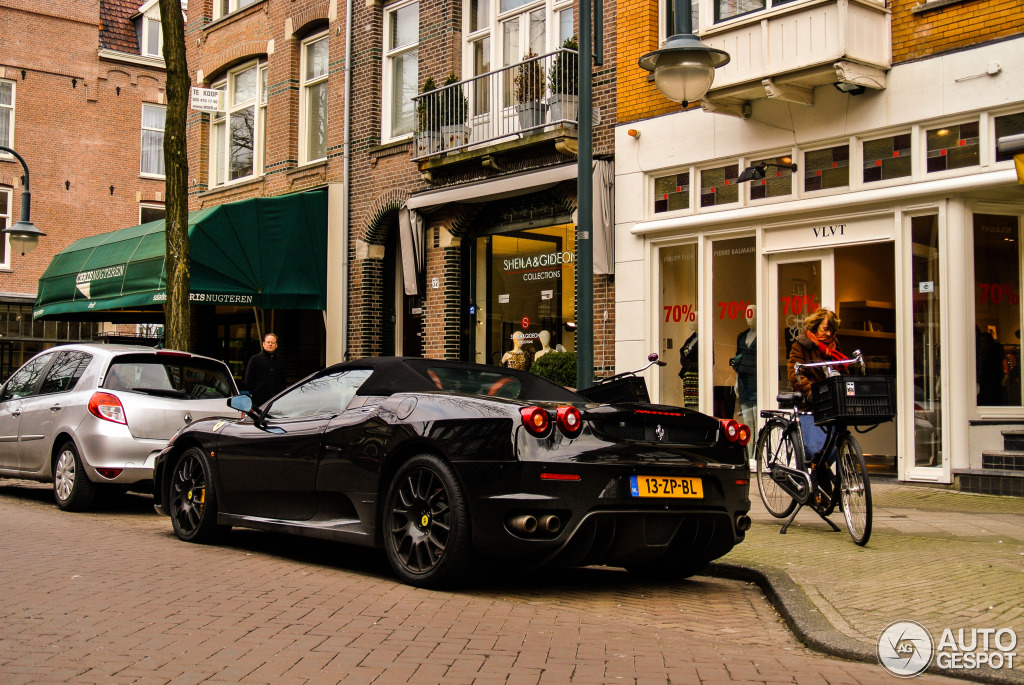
807, 329, 847, 361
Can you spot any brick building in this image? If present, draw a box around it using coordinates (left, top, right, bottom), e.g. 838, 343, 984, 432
0, 0, 171, 377
179, 0, 618, 381
615, 0, 1024, 492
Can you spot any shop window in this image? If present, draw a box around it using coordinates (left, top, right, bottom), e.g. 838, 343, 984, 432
712, 236, 757, 430
862, 133, 911, 183
911, 215, 942, 467
926, 122, 979, 173
475, 224, 576, 369
749, 156, 793, 200
803, 144, 849, 192
995, 112, 1024, 163
700, 164, 738, 207
383, 1, 418, 141
654, 172, 690, 213
974, 213, 1023, 407
659, 244, 698, 408
301, 32, 329, 162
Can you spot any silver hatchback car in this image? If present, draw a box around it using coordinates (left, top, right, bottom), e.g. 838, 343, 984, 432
0, 344, 238, 511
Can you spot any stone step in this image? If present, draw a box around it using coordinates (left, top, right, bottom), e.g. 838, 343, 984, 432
980, 451, 1024, 471
953, 469, 1024, 497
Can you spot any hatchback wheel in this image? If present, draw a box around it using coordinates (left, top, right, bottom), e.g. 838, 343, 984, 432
169, 447, 226, 543
383, 454, 473, 588
53, 441, 98, 512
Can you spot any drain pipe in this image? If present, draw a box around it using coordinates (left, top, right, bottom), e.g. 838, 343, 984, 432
340, 0, 353, 361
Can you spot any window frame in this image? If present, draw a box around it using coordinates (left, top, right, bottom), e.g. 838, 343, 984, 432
0, 187, 10, 269
140, 102, 166, 178
299, 31, 330, 164
381, 0, 419, 143
208, 59, 266, 188
139, 203, 166, 223
0, 78, 14, 155
212, 0, 261, 21
140, 14, 162, 57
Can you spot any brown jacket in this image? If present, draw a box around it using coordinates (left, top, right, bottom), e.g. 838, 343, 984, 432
788, 333, 848, 407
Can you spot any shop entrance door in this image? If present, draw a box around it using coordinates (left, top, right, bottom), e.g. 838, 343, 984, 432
768, 244, 899, 469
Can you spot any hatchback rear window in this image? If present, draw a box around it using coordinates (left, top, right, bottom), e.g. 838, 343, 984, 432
104, 354, 235, 399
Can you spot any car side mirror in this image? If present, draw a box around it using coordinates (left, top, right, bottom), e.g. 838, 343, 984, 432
228, 394, 253, 413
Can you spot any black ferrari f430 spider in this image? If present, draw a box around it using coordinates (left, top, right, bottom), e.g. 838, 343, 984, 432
153, 357, 752, 588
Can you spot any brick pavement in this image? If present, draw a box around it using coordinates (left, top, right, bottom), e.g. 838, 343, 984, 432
0, 478, 963, 684
717, 478, 1024, 685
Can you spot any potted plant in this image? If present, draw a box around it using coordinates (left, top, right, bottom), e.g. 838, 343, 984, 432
548, 36, 579, 126
439, 72, 470, 150
415, 76, 442, 157
514, 51, 546, 131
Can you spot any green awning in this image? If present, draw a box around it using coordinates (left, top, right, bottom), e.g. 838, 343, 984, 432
34, 189, 328, 320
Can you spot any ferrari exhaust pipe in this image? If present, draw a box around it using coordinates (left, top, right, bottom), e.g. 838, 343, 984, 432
538, 514, 561, 534
509, 514, 538, 534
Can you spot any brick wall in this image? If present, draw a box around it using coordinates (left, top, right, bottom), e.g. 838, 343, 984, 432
615, 0, 680, 125
892, 0, 1024, 64
0, 4, 166, 299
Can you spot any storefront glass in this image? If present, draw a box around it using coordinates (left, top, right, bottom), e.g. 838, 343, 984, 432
476, 223, 576, 370
711, 237, 757, 431
912, 215, 942, 467
973, 213, 1022, 407
776, 260, 822, 390
659, 244, 698, 408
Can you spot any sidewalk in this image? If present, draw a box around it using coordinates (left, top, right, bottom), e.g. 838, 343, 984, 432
708, 477, 1024, 684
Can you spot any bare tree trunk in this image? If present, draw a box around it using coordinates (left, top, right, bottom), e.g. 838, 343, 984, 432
159, 0, 190, 351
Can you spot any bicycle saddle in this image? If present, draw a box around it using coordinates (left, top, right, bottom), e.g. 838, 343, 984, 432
776, 392, 803, 408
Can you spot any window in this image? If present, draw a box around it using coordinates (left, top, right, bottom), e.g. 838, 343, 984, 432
700, 164, 739, 207
301, 33, 329, 162
140, 204, 165, 223
1, 352, 55, 401
383, 2, 418, 140
926, 122, 979, 173
995, 112, 1024, 163
0, 189, 9, 267
141, 103, 165, 177
39, 351, 92, 395
209, 61, 265, 186
659, 244, 698, 408
654, 172, 690, 213
265, 369, 372, 419
863, 133, 911, 183
0, 79, 13, 150
748, 155, 793, 200
213, 0, 260, 20
139, 14, 162, 57
973, 213, 1023, 407
661, 0, 698, 38
803, 144, 849, 191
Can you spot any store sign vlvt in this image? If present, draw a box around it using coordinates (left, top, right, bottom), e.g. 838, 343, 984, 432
503, 251, 575, 281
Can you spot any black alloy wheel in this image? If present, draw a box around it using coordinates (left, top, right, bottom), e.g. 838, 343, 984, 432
383, 454, 473, 588
169, 447, 225, 543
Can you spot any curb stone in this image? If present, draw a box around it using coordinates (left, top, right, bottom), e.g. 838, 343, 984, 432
705, 561, 1024, 685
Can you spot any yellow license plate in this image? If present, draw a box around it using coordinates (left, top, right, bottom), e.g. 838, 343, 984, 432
630, 475, 703, 499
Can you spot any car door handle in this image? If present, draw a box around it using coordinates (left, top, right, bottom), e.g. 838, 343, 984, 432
10, 410, 20, 417
50, 404, 62, 412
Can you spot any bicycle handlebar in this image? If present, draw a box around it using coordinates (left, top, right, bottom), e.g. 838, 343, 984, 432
794, 350, 865, 378
595, 353, 666, 385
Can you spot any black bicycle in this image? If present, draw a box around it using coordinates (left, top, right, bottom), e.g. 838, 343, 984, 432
754, 351, 894, 546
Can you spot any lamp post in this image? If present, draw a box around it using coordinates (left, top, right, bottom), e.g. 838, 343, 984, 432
639, 0, 730, 106
0, 146, 46, 255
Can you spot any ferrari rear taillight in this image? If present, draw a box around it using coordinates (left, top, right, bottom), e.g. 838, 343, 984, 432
520, 407, 551, 437
720, 419, 751, 446
555, 406, 583, 438
89, 392, 127, 425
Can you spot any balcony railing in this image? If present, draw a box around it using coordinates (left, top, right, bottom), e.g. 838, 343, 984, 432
412, 48, 579, 161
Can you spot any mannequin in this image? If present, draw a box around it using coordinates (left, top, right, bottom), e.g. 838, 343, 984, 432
501, 331, 529, 370
534, 330, 554, 360
678, 319, 698, 410
732, 305, 757, 437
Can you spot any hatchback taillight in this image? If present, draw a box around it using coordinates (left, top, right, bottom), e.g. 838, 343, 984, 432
520, 406, 551, 437
89, 392, 127, 425
720, 419, 751, 446
556, 406, 583, 438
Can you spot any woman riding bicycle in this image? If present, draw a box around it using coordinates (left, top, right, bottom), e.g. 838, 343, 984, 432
787, 308, 849, 463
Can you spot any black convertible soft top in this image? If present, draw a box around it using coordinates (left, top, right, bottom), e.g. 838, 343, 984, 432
329, 356, 582, 402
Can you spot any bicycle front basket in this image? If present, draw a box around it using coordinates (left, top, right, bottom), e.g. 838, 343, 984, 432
811, 375, 895, 426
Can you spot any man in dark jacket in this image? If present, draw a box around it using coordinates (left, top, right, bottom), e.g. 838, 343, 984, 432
245, 333, 287, 408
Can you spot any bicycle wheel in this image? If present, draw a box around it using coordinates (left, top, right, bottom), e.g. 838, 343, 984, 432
837, 434, 872, 545
755, 418, 800, 518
